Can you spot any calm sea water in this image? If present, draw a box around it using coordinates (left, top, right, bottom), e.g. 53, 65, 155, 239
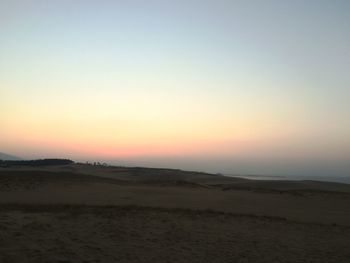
225, 174, 350, 184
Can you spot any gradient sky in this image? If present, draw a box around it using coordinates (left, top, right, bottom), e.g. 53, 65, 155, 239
1, 0, 349, 176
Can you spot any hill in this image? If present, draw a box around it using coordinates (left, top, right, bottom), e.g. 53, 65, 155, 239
0, 152, 21, 160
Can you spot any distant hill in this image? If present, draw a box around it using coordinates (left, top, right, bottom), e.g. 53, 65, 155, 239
0, 158, 74, 167
0, 152, 21, 160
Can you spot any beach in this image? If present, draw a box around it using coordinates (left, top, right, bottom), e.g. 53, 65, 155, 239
0, 164, 349, 262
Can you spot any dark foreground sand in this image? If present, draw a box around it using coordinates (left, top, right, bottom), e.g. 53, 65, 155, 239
0, 164, 350, 262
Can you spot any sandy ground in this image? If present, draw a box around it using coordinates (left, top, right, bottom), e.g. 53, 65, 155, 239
0, 164, 350, 262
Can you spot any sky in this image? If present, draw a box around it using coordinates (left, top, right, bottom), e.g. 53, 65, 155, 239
1, 0, 349, 177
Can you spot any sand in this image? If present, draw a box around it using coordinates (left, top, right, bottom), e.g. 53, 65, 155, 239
0, 164, 349, 262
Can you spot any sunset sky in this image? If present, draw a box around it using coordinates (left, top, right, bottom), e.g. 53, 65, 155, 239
1, 1, 349, 176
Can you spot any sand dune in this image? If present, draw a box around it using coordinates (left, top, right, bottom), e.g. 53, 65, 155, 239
0, 164, 349, 262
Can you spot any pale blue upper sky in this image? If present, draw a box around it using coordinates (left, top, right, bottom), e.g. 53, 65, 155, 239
1, 0, 349, 176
